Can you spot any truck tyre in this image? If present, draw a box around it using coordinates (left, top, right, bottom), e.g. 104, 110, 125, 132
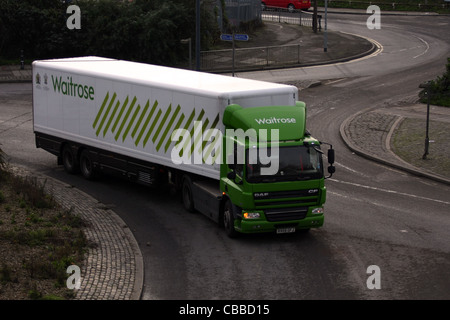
80, 149, 96, 180
182, 176, 195, 213
62, 144, 78, 174
223, 199, 238, 238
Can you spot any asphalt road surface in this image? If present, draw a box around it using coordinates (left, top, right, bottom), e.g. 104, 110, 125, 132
1, 13, 449, 300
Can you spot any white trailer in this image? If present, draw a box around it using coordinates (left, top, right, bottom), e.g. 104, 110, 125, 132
32, 56, 298, 183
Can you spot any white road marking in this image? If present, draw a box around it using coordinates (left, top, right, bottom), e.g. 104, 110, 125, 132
329, 178, 450, 206
412, 36, 430, 59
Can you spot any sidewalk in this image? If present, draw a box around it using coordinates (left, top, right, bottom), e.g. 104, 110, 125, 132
0, 65, 32, 83
340, 103, 450, 185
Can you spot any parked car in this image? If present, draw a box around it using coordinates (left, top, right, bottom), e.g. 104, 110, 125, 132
261, 0, 311, 12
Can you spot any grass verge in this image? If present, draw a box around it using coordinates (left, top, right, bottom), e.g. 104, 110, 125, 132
392, 118, 450, 178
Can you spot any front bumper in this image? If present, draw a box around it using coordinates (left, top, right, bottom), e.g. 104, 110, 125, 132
235, 212, 324, 234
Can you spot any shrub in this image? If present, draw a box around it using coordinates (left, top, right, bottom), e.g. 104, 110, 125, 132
419, 57, 450, 107
0, 145, 6, 172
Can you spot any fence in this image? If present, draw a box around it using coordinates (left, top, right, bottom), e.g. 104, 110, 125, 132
261, 6, 322, 29
201, 43, 303, 72
200, 7, 322, 72
317, 0, 450, 11
224, 0, 262, 28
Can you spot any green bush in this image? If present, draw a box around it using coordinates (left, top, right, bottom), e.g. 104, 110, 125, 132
0, 145, 6, 172
419, 57, 450, 107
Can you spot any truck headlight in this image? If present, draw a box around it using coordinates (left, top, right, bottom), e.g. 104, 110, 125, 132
312, 207, 324, 215
243, 212, 260, 219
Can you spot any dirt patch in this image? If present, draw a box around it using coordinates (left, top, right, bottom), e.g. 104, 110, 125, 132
0, 170, 87, 300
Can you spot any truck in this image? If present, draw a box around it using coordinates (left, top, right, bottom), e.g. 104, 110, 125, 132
32, 56, 335, 237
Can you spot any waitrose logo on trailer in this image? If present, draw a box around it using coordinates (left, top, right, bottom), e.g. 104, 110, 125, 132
51, 75, 95, 100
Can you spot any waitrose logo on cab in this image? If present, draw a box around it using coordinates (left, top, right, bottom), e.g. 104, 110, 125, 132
255, 117, 296, 125
51, 75, 95, 100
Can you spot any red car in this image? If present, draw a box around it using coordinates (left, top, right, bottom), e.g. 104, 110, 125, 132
262, 0, 312, 12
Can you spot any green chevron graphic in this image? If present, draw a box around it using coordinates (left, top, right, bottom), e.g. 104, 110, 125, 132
92, 92, 220, 159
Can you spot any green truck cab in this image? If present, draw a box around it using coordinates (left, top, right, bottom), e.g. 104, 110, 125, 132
220, 102, 335, 237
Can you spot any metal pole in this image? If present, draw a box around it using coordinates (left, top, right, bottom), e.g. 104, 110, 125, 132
232, 32, 235, 77
189, 38, 192, 70
181, 38, 192, 70
423, 85, 430, 159
195, 0, 201, 71
20, 50, 24, 70
324, 0, 328, 52
313, 0, 318, 33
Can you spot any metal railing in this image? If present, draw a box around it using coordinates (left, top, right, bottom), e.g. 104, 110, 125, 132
201, 43, 303, 72
317, 0, 450, 11
261, 6, 322, 28
200, 7, 322, 72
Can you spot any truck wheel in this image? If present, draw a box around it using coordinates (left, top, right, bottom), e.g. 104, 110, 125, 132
182, 176, 195, 213
223, 199, 238, 238
80, 149, 96, 180
62, 144, 78, 174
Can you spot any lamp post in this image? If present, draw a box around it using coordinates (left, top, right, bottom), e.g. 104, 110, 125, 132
324, 0, 328, 52
419, 81, 431, 160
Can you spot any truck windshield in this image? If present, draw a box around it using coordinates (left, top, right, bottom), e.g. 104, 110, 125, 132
246, 145, 323, 183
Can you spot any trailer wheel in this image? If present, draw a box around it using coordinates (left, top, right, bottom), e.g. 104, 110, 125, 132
223, 199, 238, 238
62, 144, 78, 174
80, 149, 96, 180
182, 176, 195, 213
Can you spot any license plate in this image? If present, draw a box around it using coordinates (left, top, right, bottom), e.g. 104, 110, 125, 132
276, 227, 296, 234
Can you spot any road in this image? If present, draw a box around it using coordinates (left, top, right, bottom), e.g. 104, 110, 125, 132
1, 13, 449, 300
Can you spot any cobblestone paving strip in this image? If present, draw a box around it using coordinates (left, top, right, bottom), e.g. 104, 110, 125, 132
10, 166, 144, 300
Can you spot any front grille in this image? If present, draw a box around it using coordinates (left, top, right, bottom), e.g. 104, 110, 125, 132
254, 189, 319, 199
265, 207, 308, 222
253, 188, 320, 209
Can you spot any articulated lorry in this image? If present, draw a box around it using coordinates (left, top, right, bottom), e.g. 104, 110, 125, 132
32, 56, 335, 237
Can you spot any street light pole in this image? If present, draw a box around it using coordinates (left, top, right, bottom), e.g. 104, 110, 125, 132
419, 81, 431, 159
324, 0, 328, 52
